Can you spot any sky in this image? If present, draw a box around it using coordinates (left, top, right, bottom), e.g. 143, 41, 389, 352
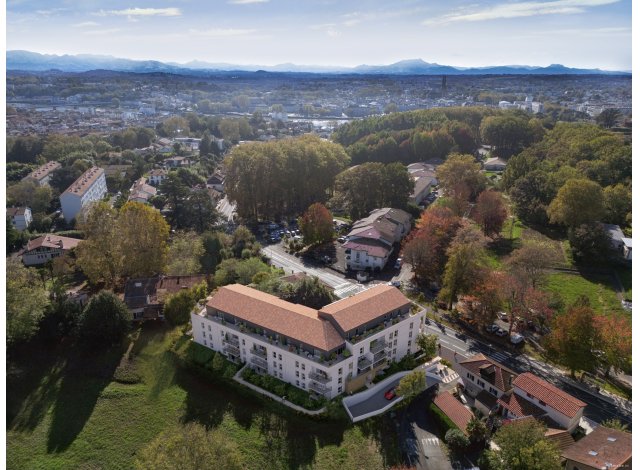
5, 0, 633, 71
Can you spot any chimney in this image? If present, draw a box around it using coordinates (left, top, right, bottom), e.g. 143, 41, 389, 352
509, 375, 514, 387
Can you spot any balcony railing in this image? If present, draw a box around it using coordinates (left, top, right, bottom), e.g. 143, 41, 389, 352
224, 344, 240, 356
358, 356, 372, 369
373, 357, 388, 369
251, 347, 267, 359
309, 371, 331, 383
223, 336, 240, 347
308, 381, 332, 394
250, 356, 268, 369
373, 349, 387, 362
370, 340, 388, 354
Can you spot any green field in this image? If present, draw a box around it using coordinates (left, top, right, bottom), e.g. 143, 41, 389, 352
544, 272, 626, 317
7, 324, 398, 470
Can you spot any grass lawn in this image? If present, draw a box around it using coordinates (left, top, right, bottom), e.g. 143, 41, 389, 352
7, 323, 399, 470
544, 273, 627, 317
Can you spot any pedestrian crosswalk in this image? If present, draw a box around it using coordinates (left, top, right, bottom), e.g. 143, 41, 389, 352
489, 352, 510, 363
334, 282, 365, 298
422, 437, 440, 448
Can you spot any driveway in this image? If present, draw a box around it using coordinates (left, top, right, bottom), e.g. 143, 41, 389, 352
345, 377, 403, 421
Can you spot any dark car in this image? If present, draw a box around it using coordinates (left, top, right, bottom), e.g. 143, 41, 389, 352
384, 387, 396, 400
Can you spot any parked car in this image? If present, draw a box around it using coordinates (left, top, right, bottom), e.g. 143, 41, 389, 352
356, 271, 369, 282
394, 258, 402, 269
387, 280, 401, 287
337, 236, 346, 243
485, 324, 499, 333
495, 328, 507, 337
384, 387, 396, 400
510, 333, 524, 344
498, 312, 508, 321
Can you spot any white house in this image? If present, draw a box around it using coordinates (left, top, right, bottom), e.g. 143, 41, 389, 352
7, 207, 32, 231
484, 157, 508, 171
59, 167, 108, 223
22, 161, 61, 187
21, 234, 82, 266
453, 353, 517, 408
148, 169, 168, 186
498, 372, 586, 432
191, 284, 424, 399
128, 177, 157, 204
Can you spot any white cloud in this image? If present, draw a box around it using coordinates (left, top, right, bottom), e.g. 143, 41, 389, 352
83, 28, 122, 35
73, 21, 100, 28
228, 0, 269, 4
188, 28, 258, 37
97, 7, 182, 17
424, 0, 621, 24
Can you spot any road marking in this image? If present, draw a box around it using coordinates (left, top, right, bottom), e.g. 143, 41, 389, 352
422, 437, 440, 448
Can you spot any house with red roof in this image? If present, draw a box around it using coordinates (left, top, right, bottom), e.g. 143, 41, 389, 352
454, 353, 517, 406
562, 426, 631, 470
21, 234, 82, 266
498, 372, 586, 432
433, 392, 474, 435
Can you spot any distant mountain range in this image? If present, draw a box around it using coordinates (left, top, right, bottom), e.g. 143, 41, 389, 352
6, 51, 631, 76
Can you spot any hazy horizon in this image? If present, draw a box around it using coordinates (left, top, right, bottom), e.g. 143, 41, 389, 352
6, 0, 632, 71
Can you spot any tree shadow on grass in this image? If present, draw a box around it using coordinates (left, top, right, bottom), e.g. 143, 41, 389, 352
176, 363, 354, 469
46, 344, 123, 453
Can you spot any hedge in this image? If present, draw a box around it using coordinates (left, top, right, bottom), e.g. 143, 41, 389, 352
241, 367, 326, 411
429, 402, 460, 436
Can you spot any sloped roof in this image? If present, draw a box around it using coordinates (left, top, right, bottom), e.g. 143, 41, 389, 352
498, 392, 546, 419
206, 284, 344, 352
61, 167, 105, 197
318, 284, 410, 333
433, 392, 474, 435
458, 354, 516, 392
513, 373, 586, 419
343, 239, 390, 259
562, 426, 632, 469
23, 161, 61, 181
7, 207, 28, 217
545, 428, 575, 452
25, 234, 82, 252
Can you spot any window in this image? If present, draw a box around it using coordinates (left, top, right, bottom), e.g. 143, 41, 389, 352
202, 331, 206, 337
479, 381, 485, 389
201, 322, 204, 328
394, 331, 398, 337
302, 364, 305, 370
394, 340, 397, 346
389, 333, 393, 340
409, 332, 412, 338
527, 392, 533, 398
408, 341, 411, 347
338, 377, 342, 384
338, 368, 343, 375
539, 400, 546, 407
302, 374, 305, 380
349, 363, 353, 370
296, 361, 299, 368
273, 361, 277, 368
296, 371, 299, 378
296, 380, 300, 386
208, 325, 211, 331
209, 334, 212, 340
360, 347, 364, 354
273, 352, 277, 358
392, 348, 397, 355
490, 387, 497, 396
410, 323, 414, 329
279, 364, 282, 370
220, 331, 224, 337
279, 372, 283, 379
278, 354, 282, 360
242, 339, 245, 345
302, 383, 306, 389
338, 386, 342, 393
203, 340, 207, 346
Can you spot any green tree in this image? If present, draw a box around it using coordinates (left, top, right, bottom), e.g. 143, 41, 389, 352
167, 232, 205, 276
445, 428, 470, 455
480, 113, 535, 158
287, 276, 337, 309
466, 416, 488, 444
299, 203, 334, 245
161, 116, 189, 138
7, 180, 53, 214
596, 108, 621, 128
117, 202, 170, 278
6, 218, 28, 253
134, 422, 244, 470
603, 183, 631, 226
78, 291, 131, 345
396, 370, 426, 401
184, 188, 219, 233
200, 231, 227, 278
506, 242, 555, 289
547, 178, 605, 227
416, 333, 438, 359
7, 258, 50, 345
567, 223, 611, 263
164, 290, 197, 326
439, 225, 488, 309
486, 419, 561, 470
545, 303, 598, 377
600, 419, 629, 432
436, 153, 486, 201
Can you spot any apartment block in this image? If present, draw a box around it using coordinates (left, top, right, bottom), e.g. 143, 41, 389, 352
59, 167, 107, 223
191, 284, 425, 399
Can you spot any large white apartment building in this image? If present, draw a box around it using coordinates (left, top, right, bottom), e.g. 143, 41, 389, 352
22, 161, 61, 187
59, 167, 108, 223
191, 284, 425, 399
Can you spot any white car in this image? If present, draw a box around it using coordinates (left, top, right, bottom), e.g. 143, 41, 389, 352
498, 312, 508, 321
510, 333, 524, 344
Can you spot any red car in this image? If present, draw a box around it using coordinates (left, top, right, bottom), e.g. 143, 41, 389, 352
384, 387, 396, 400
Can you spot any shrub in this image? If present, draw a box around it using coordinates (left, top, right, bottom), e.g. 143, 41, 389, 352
78, 291, 132, 345
429, 402, 459, 436
445, 428, 470, 455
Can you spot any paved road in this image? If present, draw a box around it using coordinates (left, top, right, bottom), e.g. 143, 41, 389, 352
347, 378, 403, 420
262, 243, 366, 299
422, 320, 632, 428
216, 196, 236, 222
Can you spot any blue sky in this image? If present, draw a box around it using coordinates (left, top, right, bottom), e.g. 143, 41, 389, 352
6, 0, 632, 70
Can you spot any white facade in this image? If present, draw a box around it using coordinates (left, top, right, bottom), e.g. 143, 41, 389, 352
148, 171, 168, 186
512, 387, 583, 432
8, 207, 32, 231
60, 169, 108, 223
191, 307, 423, 399
23, 245, 65, 266
345, 247, 388, 271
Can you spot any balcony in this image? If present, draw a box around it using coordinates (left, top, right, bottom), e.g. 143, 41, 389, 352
358, 356, 372, 369
308, 381, 332, 394
224, 344, 240, 356
223, 336, 240, 347
309, 371, 331, 383
251, 347, 267, 359
250, 356, 268, 369
373, 357, 388, 368
370, 340, 388, 354
373, 349, 387, 363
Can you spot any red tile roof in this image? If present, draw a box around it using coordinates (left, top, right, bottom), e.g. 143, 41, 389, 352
25, 234, 82, 252
513, 373, 586, 419
458, 354, 517, 392
318, 284, 411, 333
206, 284, 344, 352
62, 167, 105, 197
23, 161, 61, 182
562, 426, 632, 469
498, 392, 546, 419
545, 428, 575, 452
343, 239, 390, 258
433, 392, 474, 435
